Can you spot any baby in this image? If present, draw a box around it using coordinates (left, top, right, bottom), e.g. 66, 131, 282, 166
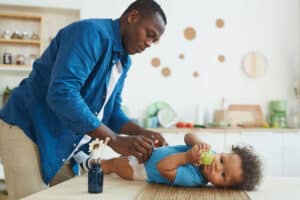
90, 133, 262, 190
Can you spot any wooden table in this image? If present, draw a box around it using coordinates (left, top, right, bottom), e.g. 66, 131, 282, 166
22, 174, 300, 200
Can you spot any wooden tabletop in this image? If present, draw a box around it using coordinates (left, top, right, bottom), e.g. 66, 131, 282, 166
21, 174, 300, 200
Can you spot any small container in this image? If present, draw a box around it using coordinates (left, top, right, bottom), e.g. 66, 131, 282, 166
88, 163, 103, 193
2, 30, 10, 39
3, 52, 12, 64
22, 32, 30, 40
29, 54, 37, 65
16, 54, 25, 65
11, 31, 20, 39
31, 33, 39, 40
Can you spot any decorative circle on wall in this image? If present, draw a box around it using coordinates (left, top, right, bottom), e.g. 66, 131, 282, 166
218, 54, 225, 63
151, 57, 161, 68
216, 18, 224, 28
193, 71, 199, 78
162, 67, 171, 77
184, 27, 196, 40
179, 53, 185, 59
242, 51, 268, 79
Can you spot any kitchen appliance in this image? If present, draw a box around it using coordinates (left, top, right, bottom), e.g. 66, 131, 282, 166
269, 100, 288, 128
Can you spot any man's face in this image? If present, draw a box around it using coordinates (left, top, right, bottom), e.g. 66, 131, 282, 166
122, 10, 165, 55
201, 153, 243, 187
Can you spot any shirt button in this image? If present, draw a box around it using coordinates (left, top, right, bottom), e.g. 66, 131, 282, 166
112, 60, 116, 64
73, 143, 77, 147
62, 158, 65, 163
103, 95, 106, 99
95, 112, 98, 115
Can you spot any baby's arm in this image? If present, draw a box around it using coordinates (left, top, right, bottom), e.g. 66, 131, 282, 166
157, 145, 202, 182
184, 133, 211, 149
184, 133, 203, 146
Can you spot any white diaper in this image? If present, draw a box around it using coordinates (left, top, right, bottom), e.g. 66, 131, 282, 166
128, 156, 148, 181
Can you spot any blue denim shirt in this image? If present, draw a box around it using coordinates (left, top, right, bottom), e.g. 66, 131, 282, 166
0, 18, 131, 184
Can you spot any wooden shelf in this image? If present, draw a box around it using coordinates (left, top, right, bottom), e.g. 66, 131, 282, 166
0, 13, 42, 21
0, 38, 41, 46
0, 64, 32, 72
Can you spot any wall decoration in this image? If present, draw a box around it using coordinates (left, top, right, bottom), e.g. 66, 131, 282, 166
150, 18, 226, 78
179, 53, 185, 60
242, 51, 268, 78
193, 71, 199, 78
218, 54, 225, 63
162, 67, 171, 77
216, 18, 224, 28
151, 57, 161, 68
184, 27, 196, 40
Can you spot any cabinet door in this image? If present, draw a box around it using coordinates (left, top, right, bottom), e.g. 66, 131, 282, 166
163, 132, 225, 152
194, 132, 225, 153
225, 132, 283, 176
282, 132, 300, 177
0, 162, 4, 179
162, 132, 186, 145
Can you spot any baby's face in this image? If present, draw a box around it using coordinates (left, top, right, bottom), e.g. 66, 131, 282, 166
201, 153, 243, 187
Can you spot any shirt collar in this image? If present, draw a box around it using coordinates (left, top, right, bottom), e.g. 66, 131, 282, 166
112, 18, 131, 70
112, 18, 125, 55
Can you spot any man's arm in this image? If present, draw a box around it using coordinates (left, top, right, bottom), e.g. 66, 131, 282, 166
88, 123, 154, 163
120, 121, 167, 147
157, 145, 202, 182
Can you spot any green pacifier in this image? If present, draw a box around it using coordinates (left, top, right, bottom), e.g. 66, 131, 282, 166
200, 151, 214, 165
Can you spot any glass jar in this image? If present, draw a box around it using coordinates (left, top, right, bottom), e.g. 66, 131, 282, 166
289, 101, 300, 128
2, 30, 10, 39
29, 54, 37, 65
88, 163, 103, 193
16, 54, 25, 65
3, 52, 12, 64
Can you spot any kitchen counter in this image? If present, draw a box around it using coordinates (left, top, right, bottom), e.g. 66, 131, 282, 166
21, 174, 300, 200
149, 127, 300, 133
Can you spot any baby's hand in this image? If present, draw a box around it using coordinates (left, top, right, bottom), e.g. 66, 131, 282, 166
186, 143, 212, 165
186, 145, 204, 165
198, 143, 211, 152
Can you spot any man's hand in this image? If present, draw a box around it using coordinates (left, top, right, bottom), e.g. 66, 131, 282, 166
141, 130, 168, 147
120, 121, 168, 148
110, 135, 154, 163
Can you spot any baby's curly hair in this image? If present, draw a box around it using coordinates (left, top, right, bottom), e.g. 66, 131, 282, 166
231, 145, 263, 191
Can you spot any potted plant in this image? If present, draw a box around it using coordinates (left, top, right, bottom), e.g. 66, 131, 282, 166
2, 86, 12, 105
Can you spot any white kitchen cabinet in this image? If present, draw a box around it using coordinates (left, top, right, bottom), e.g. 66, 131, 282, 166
225, 132, 283, 176
162, 132, 225, 152
282, 132, 300, 177
163, 132, 185, 145
0, 162, 4, 180
194, 132, 225, 153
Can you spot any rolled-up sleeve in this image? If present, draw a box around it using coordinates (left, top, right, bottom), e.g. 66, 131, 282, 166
46, 24, 102, 135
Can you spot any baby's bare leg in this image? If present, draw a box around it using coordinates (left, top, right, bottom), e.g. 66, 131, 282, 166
101, 156, 134, 180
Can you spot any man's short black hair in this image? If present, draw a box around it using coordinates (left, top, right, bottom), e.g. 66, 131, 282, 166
122, 0, 167, 25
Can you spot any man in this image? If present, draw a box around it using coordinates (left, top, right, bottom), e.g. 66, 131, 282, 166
0, 0, 167, 199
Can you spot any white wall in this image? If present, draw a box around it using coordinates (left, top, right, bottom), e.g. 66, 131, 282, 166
0, 0, 299, 123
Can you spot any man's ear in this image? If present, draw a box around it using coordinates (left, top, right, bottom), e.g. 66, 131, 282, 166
126, 9, 140, 24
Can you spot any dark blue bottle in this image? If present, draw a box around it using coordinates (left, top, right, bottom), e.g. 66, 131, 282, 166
88, 163, 103, 193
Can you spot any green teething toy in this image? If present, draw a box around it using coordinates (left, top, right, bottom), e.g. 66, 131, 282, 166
200, 151, 214, 165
